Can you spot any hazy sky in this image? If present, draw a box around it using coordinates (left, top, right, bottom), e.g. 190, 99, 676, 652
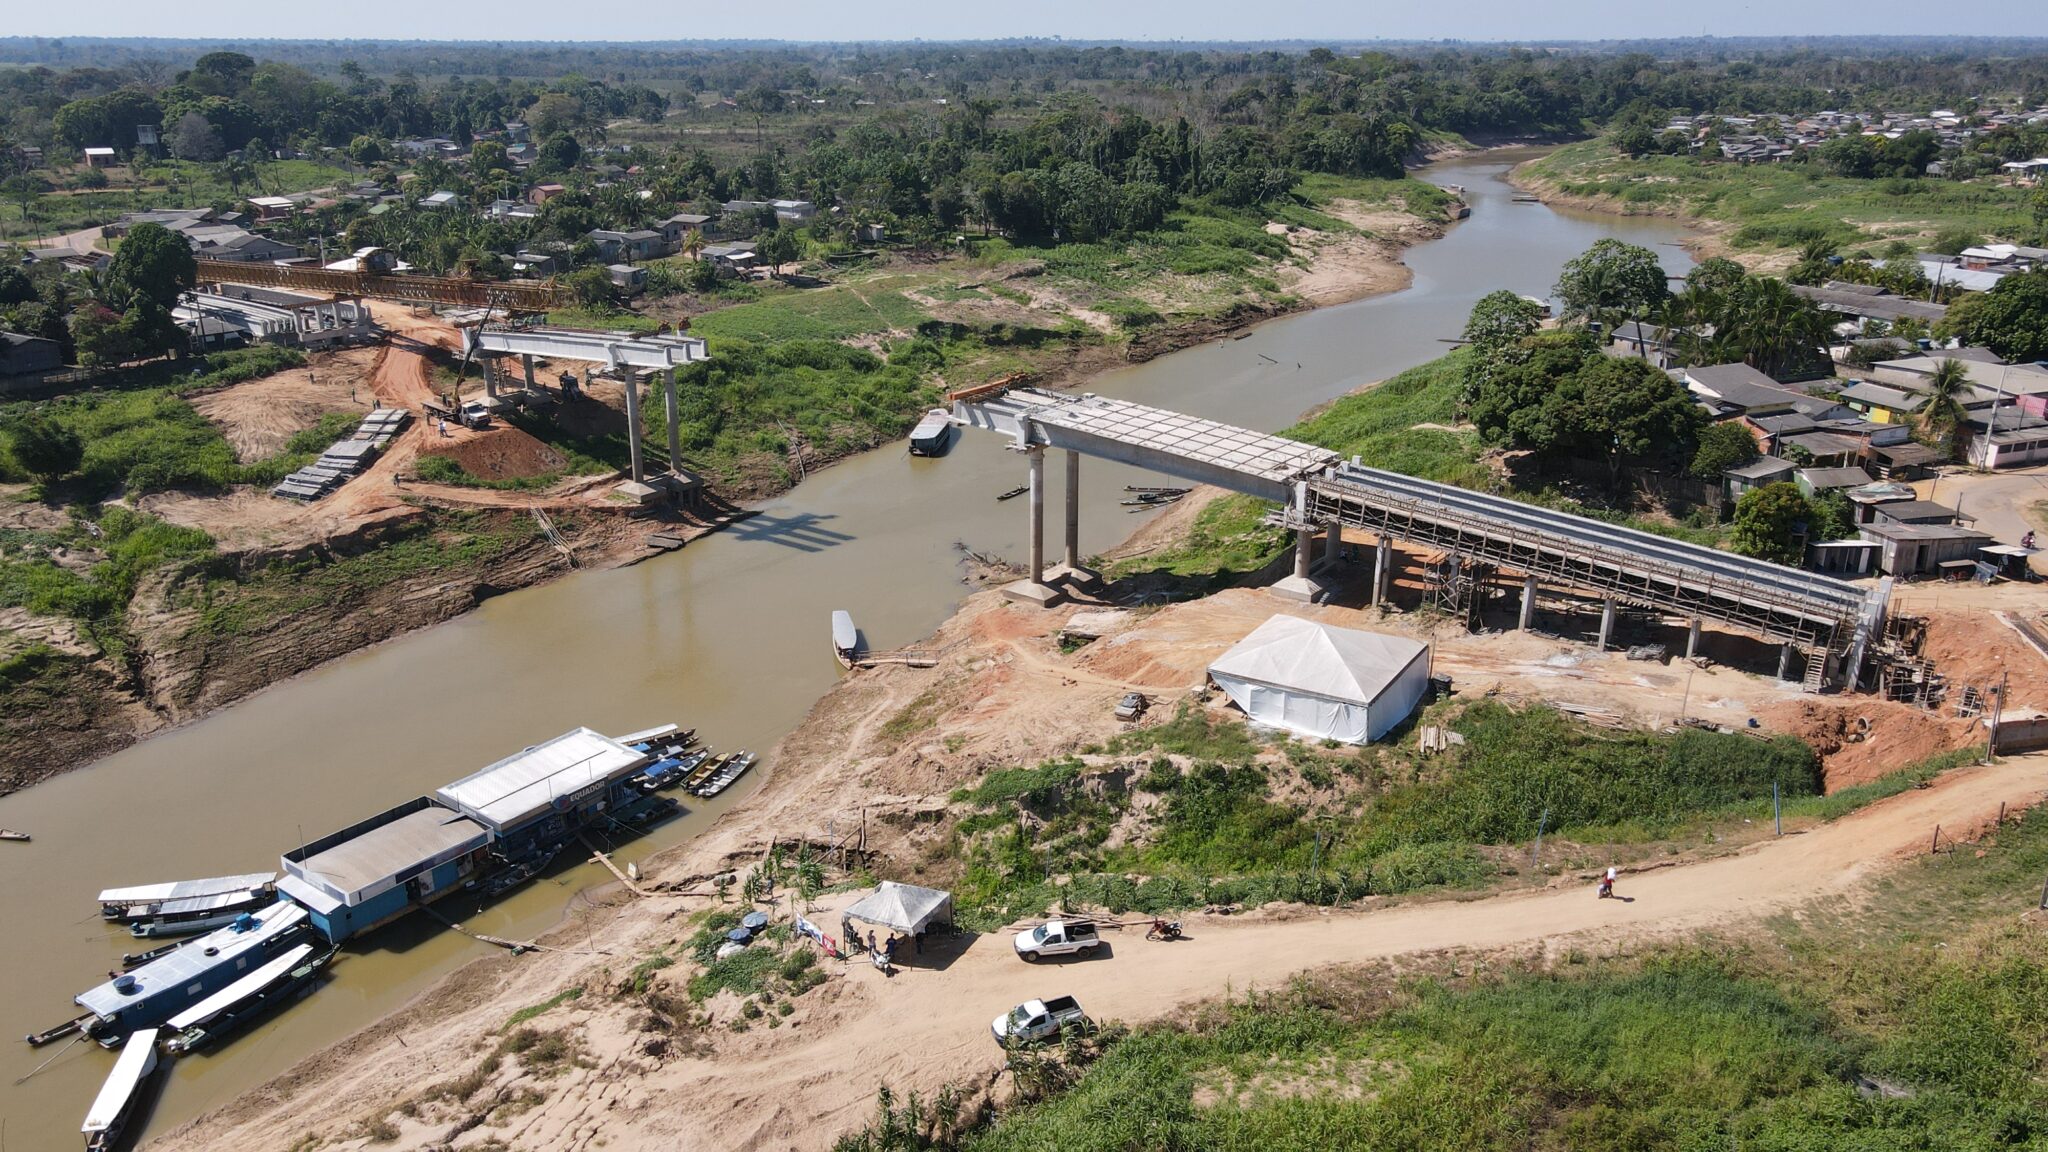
14, 0, 2048, 45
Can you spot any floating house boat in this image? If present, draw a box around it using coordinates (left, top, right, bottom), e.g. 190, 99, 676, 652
82, 1027, 160, 1151
163, 942, 335, 1056
279, 727, 660, 944
99, 874, 277, 938
74, 903, 310, 1041
909, 408, 956, 456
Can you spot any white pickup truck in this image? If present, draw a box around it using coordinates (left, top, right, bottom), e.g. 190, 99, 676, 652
1012, 919, 1100, 961
991, 995, 1092, 1046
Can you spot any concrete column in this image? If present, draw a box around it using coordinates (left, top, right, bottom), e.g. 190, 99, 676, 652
1685, 618, 1702, 659
523, 354, 537, 390
1063, 449, 1080, 570
1293, 527, 1314, 580
1323, 524, 1342, 568
622, 371, 645, 483
664, 368, 681, 476
1519, 574, 1539, 631
1373, 538, 1392, 606
1596, 596, 1617, 652
1778, 642, 1796, 681
483, 357, 497, 398
1027, 446, 1046, 584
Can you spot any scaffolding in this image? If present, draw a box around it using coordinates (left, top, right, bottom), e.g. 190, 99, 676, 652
195, 260, 566, 312
1289, 463, 1885, 680
1421, 552, 1495, 630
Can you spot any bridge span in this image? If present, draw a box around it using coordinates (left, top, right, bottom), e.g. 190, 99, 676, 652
952, 384, 1888, 691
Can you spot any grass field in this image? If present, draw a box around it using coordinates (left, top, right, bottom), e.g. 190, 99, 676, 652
1521, 139, 2040, 257
849, 756, 2048, 1152
0, 158, 355, 240
935, 698, 1832, 931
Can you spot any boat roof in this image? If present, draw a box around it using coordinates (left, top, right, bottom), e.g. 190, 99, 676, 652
82, 1028, 160, 1133
145, 889, 270, 917
912, 408, 951, 431
833, 610, 857, 651
612, 723, 680, 745
291, 805, 488, 903
98, 872, 276, 905
435, 728, 647, 832
77, 903, 307, 1019
166, 943, 314, 1031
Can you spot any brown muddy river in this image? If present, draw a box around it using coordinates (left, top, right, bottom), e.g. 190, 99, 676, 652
0, 151, 1693, 1148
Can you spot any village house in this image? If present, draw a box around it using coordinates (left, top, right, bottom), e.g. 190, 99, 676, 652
0, 331, 65, 387
83, 146, 117, 167
657, 212, 713, 249
586, 229, 666, 263
527, 183, 566, 206
701, 241, 760, 276
1681, 364, 1853, 423
417, 189, 460, 210
606, 264, 646, 295
1723, 456, 1798, 500
247, 195, 297, 221
487, 198, 541, 221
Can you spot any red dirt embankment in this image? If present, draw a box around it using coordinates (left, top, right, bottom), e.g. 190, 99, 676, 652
418, 425, 568, 481
1757, 699, 1973, 792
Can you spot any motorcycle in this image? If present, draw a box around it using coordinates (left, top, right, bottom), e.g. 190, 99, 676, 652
1146, 919, 1183, 942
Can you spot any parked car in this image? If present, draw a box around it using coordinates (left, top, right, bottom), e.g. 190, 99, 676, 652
1013, 919, 1100, 961
991, 995, 1091, 1046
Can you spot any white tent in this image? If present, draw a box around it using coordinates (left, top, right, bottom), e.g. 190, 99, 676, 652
1207, 615, 1431, 744
843, 881, 954, 935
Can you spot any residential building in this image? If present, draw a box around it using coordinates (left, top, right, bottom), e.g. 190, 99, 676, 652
247, 196, 297, 221
606, 264, 646, 295
701, 242, 759, 276
1858, 521, 1994, 577
1870, 499, 1964, 527
83, 147, 117, 167
1837, 380, 1927, 425
657, 212, 712, 249
527, 183, 566, 206
510, 251, 560, 277
1794, 466, 1873, 498
769, 199, 817, 223
487, 198, 540, 221
417, 189, 459, 210
1723, 456, 1797, 499
1790, 282, 1947, 329
587, 229, 665, 262
1681, 363, 1852, 422
0, 331, 64, 380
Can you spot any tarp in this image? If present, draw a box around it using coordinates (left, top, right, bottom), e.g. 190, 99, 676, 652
1208, 615, 1430, 745
844, 881, 953, 935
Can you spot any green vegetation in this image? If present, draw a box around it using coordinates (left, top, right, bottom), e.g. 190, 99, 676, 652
0, 506, 214, 654
939, 701, 1821, 930
0, 345, 314, 496
502, 986, 583, 1032
1524, 138, 2040, 256
883, 785, 2048, 1152
192, 509, 542, 639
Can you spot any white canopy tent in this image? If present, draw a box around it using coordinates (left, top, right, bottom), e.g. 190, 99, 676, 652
843, 881, 954, 935
1207, 615, 1431, 744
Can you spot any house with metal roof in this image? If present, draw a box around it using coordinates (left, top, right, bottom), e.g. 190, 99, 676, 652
279, 797, 489, 943
435, 727, 648, 847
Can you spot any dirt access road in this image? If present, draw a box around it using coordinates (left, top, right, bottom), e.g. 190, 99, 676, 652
155, 750, 2048, 1152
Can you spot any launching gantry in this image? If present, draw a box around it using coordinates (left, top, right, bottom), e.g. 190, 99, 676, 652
950, 383, 1889, 692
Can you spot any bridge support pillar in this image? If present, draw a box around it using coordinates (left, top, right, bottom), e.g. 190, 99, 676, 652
1686, 618, 1702, 659
1273, 525, 1331, 603
1323, 524, 1343, 569
1519, 575, 1539, 631
664, 368, 682, 478
1046, 449, 1099, 590
523, 354, 537, 390
1597, 596, 1617, 652
1778, 642, 1796, 681
1371, 537, 1393, 607
622, 371, 645, 483
1004, 445, 1064, 607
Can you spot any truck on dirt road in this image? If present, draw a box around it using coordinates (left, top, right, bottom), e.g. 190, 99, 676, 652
1013, 919, 1101, 961
991, 995, 1092, 1046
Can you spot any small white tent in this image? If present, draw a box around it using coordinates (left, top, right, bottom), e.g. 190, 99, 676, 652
1207, 615, 1431, 744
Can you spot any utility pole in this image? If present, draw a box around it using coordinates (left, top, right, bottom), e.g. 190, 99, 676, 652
1986, 668, 2008, 764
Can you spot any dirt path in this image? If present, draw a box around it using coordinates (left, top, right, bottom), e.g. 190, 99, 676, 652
149, 749, 2048, 1152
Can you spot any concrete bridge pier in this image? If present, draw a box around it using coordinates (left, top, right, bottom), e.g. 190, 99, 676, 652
1519, 574, 1539, 631
523, 354, 537, 390
1778, 642, 1796, 681
1686, 617, 1702, 659
621, 371, 645, 483
1597, 596, 1617, 651
664, 368, 682, 474
1046, 449, 1100, 591
1371, 537, 1394, 607
1003, 445, 1065, 607
1273, 525, 1333, 603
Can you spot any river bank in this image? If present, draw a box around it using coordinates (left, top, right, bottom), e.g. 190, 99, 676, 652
1, 194, 1444, 794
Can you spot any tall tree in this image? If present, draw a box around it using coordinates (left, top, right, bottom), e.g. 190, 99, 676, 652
1916, 358, 1973, 460
1554, 239, 1669, 336
1730, 483, 1812, 566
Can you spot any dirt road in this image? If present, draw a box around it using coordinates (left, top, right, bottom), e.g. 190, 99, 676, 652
151, 749, 2048, 1152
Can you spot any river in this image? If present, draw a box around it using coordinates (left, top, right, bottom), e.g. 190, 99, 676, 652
0, 150, 1693, 1148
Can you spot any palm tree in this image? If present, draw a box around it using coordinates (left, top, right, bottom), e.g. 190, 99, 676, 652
1916, 358, 1973, 460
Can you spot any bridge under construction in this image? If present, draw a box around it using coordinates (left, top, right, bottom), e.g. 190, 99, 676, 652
193, 259, 568, 312
952, 385, 1891, 692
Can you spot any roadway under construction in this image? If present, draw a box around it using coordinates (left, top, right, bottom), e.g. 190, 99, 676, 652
953, 385, 1892, 692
